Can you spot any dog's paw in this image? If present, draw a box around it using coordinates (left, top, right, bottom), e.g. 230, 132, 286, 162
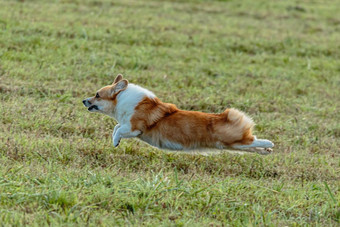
264, 148, 273, 153
112, 133, 120, 147
113, 138, 121, 147
251, 147, 273, 155
257, 147, 273, 155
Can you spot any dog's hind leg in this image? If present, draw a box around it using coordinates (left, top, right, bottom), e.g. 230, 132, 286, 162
232, 136, 274, 150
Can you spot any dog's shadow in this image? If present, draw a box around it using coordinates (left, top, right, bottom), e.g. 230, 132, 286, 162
165, 147, 273, 156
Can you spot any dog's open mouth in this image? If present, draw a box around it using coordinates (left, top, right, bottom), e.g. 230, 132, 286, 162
88, 105, 99, 111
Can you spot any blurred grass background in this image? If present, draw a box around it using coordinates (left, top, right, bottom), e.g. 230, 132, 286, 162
0, 0, 339, 225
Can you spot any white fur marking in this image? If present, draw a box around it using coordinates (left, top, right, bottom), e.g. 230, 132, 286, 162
138, 134, 183, 150
113, 84, 155, 123
111, 84, 155, 147
161, 140, 183, 150
113, 125, 141, 147
232, 136, 274, 150
112, 124, 120, 137
215, 142, 224, 149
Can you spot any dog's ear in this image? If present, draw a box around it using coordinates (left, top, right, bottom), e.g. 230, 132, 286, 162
112, 79, 128, 96
113, 74, 123, 84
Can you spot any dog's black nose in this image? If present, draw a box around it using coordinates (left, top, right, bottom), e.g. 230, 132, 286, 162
83, 99, 91, 106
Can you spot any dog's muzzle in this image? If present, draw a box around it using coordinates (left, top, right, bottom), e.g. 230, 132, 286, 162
83, 99, 98, 111
88, 105, 99, 111
82, 99, 91, 107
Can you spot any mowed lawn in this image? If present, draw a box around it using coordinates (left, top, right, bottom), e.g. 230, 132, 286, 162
0, 0, 339, 225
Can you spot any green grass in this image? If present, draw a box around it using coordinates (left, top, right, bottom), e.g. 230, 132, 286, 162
0, 0, 339, 225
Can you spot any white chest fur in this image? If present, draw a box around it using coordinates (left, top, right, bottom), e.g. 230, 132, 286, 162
113, 83, 155, 124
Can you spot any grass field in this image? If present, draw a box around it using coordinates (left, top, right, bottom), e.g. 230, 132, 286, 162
0, 0, 339, 225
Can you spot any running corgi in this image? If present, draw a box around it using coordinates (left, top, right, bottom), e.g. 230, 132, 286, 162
83, 74, 274, 151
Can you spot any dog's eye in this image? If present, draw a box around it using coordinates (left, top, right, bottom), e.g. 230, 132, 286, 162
95, 93, 100, 98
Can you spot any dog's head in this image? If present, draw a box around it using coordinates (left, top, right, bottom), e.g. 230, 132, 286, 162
83, 74, 128, 116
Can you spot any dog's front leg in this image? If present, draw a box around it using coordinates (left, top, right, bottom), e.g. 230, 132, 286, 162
112, 125, 141, 147
112, 124, 121, 137
112, 124, 121, 146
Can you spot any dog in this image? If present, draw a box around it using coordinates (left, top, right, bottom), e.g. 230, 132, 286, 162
83, 74, 274, 151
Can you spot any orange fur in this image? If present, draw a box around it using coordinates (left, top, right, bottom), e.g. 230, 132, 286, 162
130, 97, 255, 149
82, 74, 274, 151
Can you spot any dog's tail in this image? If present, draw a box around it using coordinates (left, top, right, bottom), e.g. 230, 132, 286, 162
225, 108, 274, 149
224, 108, 255, 145
226, 108, 254, 131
